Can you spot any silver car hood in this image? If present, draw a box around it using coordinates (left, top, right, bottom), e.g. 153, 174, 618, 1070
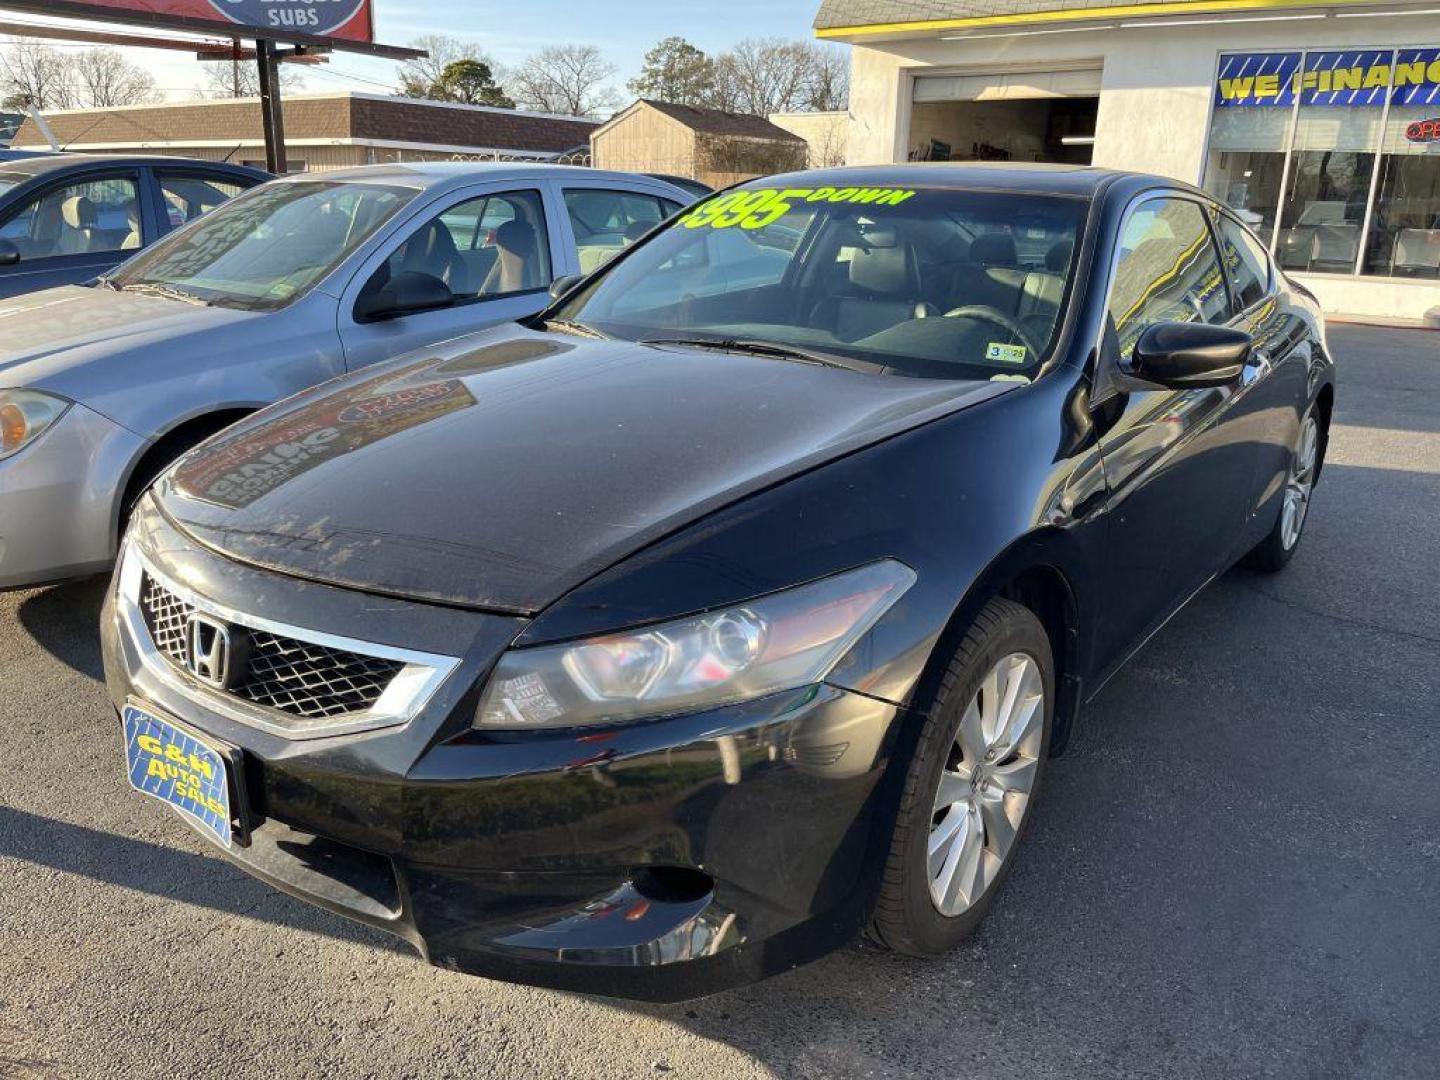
0, 285, 265, 429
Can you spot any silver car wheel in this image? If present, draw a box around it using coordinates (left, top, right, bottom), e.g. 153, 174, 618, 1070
1281, 411, 1319, 551
927, 652, 1044, 917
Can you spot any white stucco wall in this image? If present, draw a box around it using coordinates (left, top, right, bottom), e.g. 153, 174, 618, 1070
843, 14, 1440, 321
768, 110, 851, 167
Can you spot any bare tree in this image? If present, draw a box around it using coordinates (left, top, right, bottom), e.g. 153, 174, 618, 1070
0, 38, 77, 110
708, 39, 813, 116
803, 44, 850, 112
509, 45, 620, 118
705, 39, 850, 116
75, 48, 161, 107
202, 56, 303, 99
396, 34, 496, 99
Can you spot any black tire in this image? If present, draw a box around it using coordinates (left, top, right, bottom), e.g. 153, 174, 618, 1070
1245, 404, 1323, 574
869, 597, 1054, 956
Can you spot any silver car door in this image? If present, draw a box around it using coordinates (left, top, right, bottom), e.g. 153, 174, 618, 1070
337, 181, 564, 370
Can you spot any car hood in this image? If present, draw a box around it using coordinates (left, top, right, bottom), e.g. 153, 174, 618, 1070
0, 285, 248, 395
155, 325, 1011, 613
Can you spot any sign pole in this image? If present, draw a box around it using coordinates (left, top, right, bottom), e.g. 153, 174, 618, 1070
256, 40, 288, 175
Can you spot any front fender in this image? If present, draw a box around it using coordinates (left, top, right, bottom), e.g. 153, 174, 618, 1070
518, 371, 1105, 729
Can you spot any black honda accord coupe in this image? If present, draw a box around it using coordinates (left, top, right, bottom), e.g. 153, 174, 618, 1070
102, 164, 1332, 1001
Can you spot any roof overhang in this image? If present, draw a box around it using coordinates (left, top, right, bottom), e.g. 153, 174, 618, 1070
815, 0, 1438, 40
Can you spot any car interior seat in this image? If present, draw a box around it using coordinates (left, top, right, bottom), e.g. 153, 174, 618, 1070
57, 196, 99, 255
950, 233, 1029, 316
25, 195, 65, 258
1016, 241, 1072, 334
810, 227, 935, 341
122, 204, 142, 250
480, 220, 541, 295
399, 220, 472, 296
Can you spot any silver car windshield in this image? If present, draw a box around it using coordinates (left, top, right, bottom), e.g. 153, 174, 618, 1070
555, 185, 1087, 380
111, 180, 416, 310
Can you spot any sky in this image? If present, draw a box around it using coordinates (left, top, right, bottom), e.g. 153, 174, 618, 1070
10, 1, 832, 105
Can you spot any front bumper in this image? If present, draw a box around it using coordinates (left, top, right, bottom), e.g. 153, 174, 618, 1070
101, 501, 909, 1001
0, 401, 144, 589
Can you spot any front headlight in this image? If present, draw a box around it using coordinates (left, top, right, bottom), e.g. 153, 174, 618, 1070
476, 560, 916, 730
0, 389, 70, 461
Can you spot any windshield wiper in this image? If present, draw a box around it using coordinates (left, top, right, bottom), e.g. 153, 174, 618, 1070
640, 336, 858, 370
122, 282, 212, 307
543, 318, 608, 340
92, 276, 121, 291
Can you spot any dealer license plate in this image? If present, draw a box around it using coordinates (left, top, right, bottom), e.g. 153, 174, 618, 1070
122, 702, 236, 849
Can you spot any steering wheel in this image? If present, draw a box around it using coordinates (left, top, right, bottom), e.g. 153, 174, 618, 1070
942, 304, 1043, 358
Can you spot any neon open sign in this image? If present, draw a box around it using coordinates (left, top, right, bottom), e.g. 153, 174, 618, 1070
1405, 118, 1440, 143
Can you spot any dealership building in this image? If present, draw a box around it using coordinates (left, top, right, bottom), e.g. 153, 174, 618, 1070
817, 0, 1440, 323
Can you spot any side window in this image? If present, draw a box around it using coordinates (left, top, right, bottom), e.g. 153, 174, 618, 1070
379, 188, 551, 302
159, 174, 248, 230
1108, 197, 1230, 361
564, 188, 669, 274
0, 175, 142, 259
1215, 214, 1271, 312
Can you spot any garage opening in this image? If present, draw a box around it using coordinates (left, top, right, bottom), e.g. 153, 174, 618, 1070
909, 68, 1100, 165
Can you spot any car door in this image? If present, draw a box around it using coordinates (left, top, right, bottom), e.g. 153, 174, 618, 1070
1210, 208, 1315, 544
555, 183, 685, 277
0, 167, 146, 297
151, 168, 257, 235
1089, 194, 1258, 676
337, 182, 563, 371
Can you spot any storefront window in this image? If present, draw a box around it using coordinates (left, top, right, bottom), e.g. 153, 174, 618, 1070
1204, 52, 1299, 236
1363, 47, 1440, 278
1275, 50, 1391, 274
1204, 46, 1440, 280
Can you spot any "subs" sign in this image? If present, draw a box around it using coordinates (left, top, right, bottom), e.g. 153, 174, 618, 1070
63, 0, 374, 45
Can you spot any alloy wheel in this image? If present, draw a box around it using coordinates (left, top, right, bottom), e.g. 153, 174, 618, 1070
927, 652, 1045, 917
1281, 411, 1319, 551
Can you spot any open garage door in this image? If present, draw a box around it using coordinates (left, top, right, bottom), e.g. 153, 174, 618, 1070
910, 66, 1101, 165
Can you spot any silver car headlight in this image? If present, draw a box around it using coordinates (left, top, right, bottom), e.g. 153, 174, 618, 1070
476, 560, 916, 730
0, 389, 70, 461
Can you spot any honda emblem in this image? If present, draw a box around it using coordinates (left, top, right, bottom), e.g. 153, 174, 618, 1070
185, 614, 235, 689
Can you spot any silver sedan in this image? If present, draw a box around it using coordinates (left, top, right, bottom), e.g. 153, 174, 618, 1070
0, 162, 691, 588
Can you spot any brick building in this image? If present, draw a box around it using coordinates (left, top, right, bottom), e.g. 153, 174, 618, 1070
12, 92, 599, 174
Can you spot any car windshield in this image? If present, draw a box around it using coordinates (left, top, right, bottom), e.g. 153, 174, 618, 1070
110, 180, 417, 310
554, 183, 1088, 380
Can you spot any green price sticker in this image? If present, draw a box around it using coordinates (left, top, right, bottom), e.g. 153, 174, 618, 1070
680, 186, 918, 231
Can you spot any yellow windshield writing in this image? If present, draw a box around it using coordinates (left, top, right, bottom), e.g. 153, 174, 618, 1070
680, 186, 918, 231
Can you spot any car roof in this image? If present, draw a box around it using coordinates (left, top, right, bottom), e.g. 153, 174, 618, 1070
750, 162, 1165, 199
0, 153, 265, 178
270, 161, 687, 194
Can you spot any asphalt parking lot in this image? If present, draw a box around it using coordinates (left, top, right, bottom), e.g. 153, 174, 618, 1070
1, 323, 1436, 1080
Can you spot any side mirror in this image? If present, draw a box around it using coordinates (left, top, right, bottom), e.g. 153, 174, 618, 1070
548, 273, 583, 301
1126, 322, 1251, 389
0, 239, 20, 267
355, 271, 453, 323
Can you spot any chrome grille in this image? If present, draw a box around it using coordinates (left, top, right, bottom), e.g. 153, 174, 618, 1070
139, 573, 405, 721
141, 574, 194, 662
